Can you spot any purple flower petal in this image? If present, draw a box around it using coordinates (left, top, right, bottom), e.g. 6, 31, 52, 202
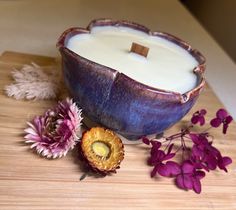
176, 174, 185, 189
192, 145, 203, 157
198, 134, 209, 145
157, 163, 171, 177
192, 177, 201, 194
167, 143, 174, 154
150, 140, 161, 149
157, 150, 166, 158
222, 156, 233, 166
163, 153, 175, 160
191, 116, 199, 125
216, 109, 228, 120
210, 118, 222, 127
176, 174, 193, 190
189, 133, 201, 144
225, 115, 233, 124
148, 155, 158, 165
222, 123, 228, 134
182, 161, 194, 173
205, 155, 217, 170
150, 147, 159, 157
218, 156, 232, 172
194, 171, 206, 180
200, 109, 207, 115
183, 174, 194, 189
192, 157, 210, 172
151, 165, 159, 177
142, 137, 150, 145
199, 117, 205, 126
155, 162, 178, 177
149, 149, 165, 165
166, 161, 181, 176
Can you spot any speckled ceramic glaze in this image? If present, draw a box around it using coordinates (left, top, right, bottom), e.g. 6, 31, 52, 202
57, 19, 206, 139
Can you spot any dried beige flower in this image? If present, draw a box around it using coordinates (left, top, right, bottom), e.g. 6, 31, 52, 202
4, 62, 60, 100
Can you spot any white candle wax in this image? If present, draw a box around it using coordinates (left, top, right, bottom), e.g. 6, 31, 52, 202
67, 26, 198, 94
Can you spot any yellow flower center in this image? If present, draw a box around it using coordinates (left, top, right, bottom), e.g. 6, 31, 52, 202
92, 141, 111, 159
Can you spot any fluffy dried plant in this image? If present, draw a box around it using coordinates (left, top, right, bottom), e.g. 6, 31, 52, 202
4, 62, 60, 100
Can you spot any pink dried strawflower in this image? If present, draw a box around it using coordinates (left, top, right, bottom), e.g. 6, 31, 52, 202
24, 98, 83, 158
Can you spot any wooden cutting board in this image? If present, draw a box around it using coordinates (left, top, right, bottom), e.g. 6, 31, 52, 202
0, 51, 235, 210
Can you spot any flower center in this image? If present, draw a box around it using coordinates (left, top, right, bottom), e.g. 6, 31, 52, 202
45, 114, 59, 138
91, 141, 111, 159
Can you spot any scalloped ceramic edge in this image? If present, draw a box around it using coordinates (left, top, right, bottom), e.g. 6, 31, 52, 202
57, 18, 206, 139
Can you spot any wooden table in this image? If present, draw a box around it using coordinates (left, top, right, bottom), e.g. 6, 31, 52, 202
0, 52, 236, 210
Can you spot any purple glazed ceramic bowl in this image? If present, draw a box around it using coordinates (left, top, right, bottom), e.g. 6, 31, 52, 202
57, 19, 206, 139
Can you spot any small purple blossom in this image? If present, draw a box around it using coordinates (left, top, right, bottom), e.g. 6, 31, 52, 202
190, 133, 219, 170
175, 160, 205, 194
210, 109, 233, 134
142, 137, 176, 178
191, 109, 207, 126
217, 154, 232, 172
24, 98, 83, 158
143, 108, 232, 194
156, 161, 180, 177
189, 133, 232, 173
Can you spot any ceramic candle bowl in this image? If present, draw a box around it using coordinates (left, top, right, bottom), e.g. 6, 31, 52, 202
57, 19, 206, 139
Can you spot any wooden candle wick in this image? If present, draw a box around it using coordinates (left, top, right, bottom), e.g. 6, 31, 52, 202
130, 42, 149, 58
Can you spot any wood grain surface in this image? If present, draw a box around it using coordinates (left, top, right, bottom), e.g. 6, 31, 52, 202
0, 51, 235, 210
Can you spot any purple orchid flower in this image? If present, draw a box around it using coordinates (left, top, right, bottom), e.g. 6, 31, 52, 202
210, 109, 233, 134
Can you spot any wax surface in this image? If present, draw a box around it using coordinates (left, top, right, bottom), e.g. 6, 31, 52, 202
67, 26, 198, 94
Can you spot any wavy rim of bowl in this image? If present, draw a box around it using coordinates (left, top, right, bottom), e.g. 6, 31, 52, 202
57, 18, 206, 103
